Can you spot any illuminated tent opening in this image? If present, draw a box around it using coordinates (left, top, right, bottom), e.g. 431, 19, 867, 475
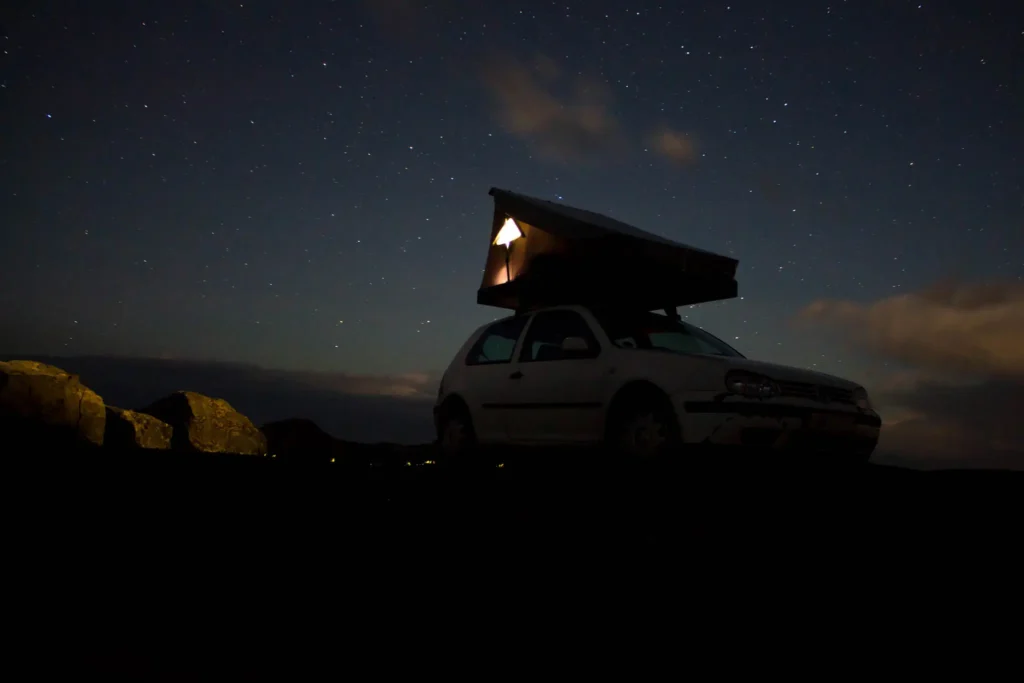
493, 217, 523, 248
493, 217, 523, 282
477, 188, 739, 314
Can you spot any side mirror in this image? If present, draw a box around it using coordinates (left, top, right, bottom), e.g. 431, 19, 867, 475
561, 336, 589, 353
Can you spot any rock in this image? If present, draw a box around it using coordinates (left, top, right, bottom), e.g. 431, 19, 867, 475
105, 406, 172, 450
262, 418, 342, 463
140, 391, 266, 455
0, 360, 106, 446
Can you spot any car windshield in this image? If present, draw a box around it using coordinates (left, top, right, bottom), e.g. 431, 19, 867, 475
593, 309, 745, 358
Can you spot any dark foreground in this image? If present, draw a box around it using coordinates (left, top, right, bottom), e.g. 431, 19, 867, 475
4, 447, 1023, 681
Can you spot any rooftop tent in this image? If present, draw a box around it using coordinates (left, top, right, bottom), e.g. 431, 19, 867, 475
478, 188, 739, 313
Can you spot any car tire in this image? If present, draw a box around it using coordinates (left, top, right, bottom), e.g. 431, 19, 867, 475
607, 397, 681, 462
437, 403, 478, 467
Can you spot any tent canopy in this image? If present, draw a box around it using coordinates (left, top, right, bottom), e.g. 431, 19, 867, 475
477, 188, 739, 313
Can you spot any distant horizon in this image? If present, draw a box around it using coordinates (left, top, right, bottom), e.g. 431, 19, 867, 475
5, 352, 1022, 470
2, 353, 438, 446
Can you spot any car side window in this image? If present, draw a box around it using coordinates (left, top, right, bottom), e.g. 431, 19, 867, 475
465, 316, 529, 365
649, 330, 709, 355
520, 310, 601, 362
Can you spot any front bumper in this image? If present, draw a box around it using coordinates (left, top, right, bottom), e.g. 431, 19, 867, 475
676, 395, 881, 456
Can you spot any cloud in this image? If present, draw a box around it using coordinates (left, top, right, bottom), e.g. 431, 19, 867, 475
356, 14, 699, 169
871, 376, 1024, 466
797, 279, 1024, 468
885, 378, 1024, 447
267, 369, 436, 399
649, 126, 697, 165
479, 54, 626, 163
799, 279, 1024, 378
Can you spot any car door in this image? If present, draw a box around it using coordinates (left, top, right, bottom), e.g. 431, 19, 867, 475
501, 309, 610, 444
460, 315, 530, 443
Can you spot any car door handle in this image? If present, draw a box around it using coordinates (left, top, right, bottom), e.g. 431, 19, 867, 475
509, 371, 523, 380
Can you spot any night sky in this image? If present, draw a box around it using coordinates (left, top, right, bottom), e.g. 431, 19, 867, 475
2, 1, 1022, 461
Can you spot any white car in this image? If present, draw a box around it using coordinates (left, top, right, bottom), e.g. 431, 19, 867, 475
433, 304, 881, 462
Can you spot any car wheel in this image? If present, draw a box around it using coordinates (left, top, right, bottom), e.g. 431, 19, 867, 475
609, 400, 681, 461
437, 405, 478, 466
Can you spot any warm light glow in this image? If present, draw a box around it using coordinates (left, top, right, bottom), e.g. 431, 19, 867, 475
493, 217, 523, 248
490, 265, 512, 286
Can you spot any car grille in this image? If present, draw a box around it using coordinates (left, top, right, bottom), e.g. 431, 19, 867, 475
776, 380, 854, 405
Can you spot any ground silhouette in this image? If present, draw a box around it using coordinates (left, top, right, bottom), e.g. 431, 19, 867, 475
2, 356, 1019, 679
4, 442, 1022, 681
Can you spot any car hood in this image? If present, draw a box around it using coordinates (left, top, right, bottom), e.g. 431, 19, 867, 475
725, 357, 860, 389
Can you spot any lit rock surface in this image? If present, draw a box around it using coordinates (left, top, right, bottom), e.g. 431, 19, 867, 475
0, 360, 106, 446
105, 406, 173, 450
141, 390, 267, 455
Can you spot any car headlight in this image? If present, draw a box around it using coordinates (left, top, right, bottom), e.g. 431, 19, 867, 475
852, 387, 873, 411
724, 371, 778, 399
